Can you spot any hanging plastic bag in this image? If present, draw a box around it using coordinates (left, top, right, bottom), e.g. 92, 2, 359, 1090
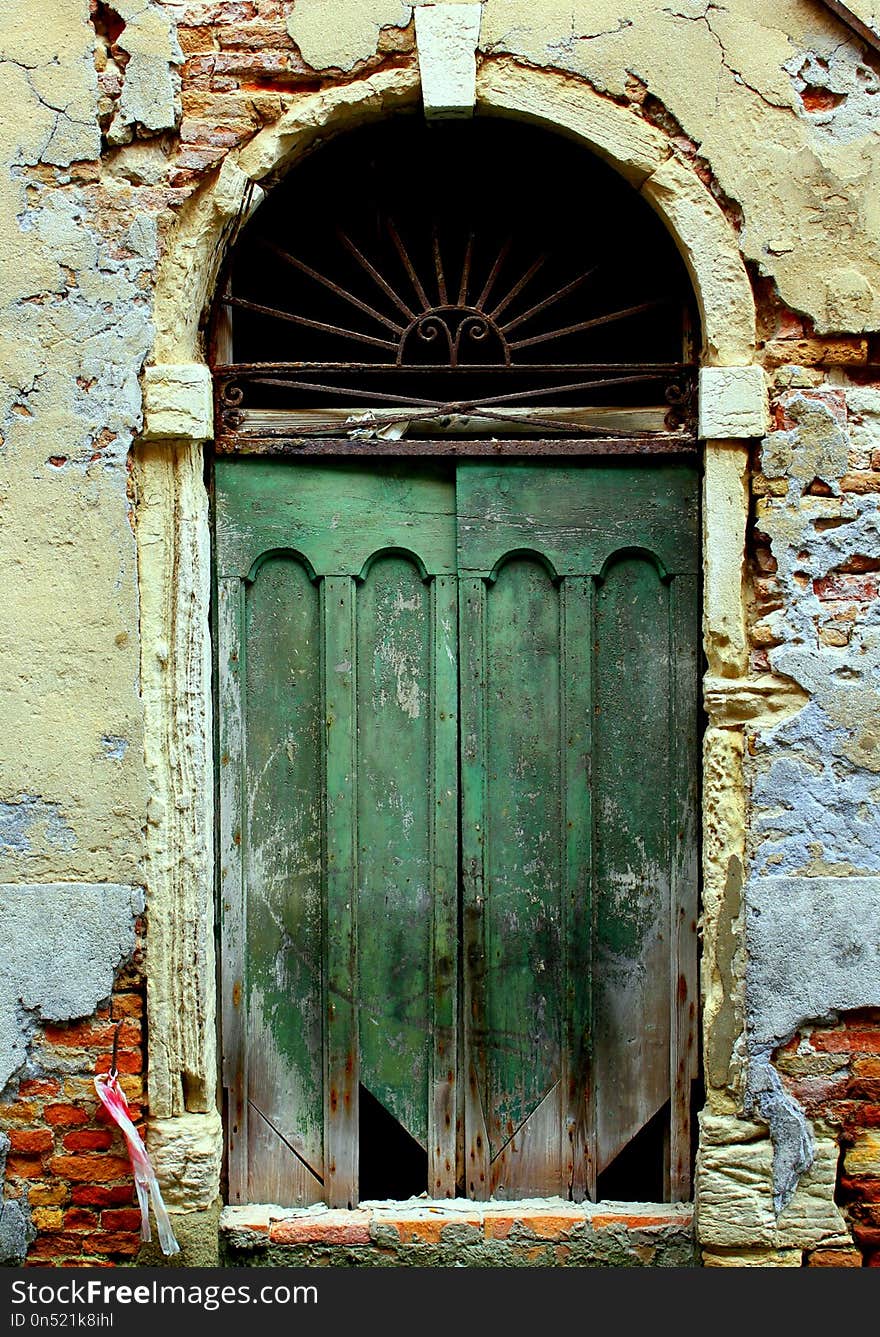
94, 1066, 180, 1256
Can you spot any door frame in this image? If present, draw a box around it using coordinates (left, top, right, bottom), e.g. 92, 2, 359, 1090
134, 66, 788, 1231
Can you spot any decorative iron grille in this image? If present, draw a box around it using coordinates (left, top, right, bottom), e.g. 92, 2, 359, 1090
211, 118, 698, 445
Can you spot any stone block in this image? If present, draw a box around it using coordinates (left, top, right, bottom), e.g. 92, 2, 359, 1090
147, 1110, 223, 1210
415, 3, 481, 118
142, 364, 213, 441
696, 1135, 850, 1250
699, 365, 768, 439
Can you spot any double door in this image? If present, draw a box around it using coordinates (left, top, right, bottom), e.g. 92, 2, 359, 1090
216, 456, 699, 1208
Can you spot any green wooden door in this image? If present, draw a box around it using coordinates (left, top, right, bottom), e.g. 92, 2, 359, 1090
216, 456, 699, 1207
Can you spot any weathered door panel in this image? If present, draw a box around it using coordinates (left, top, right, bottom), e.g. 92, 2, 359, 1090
457, 461, 699, 1201
218, 456, 699, 1206
217, 459, 458, 1207
593, 552, 672, 1176
242, 555, 325, 1205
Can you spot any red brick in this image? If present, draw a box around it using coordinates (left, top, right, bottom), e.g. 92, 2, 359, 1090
376, 1213, 481, 1244
813, 1029, 880, 1054
49, 1155, 132, 1182
63, 1130, 114, 1152
71, 1185, 135, 1207
45, 1104, 90, 1127
42, 1019, 140, 1048
270, 1211, 371, 1245
484, 1209, 586, 1241
840, 1177, 880, 1201
8, 1130, 53, 1154
19, 1078, 61, 1098
6, 1156, 48, 1179
592, 1211, 687, 1231
94, 1051, 142, 1075
26, 1234, 85, 1260
0, 1101, 38, 1123
853, 1058, 880, 1078
101, 1208, 142, 1231
807, 1248, 862, 1266
104, 993, 143, 1018
87, 1232, 141, 1256
28, 1184, 70, 1207
851, 1224, 880, 1249
813, 573, 879, 602
841, 473, 880, 494
63, 1208, 97, 1229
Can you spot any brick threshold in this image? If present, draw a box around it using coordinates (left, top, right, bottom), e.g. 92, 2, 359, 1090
222, 1198, 694, 1254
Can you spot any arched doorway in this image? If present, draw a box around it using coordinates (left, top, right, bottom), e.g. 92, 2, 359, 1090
211, 117, 701, 1211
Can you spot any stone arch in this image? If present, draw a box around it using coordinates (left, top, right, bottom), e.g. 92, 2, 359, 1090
152, 62, 755, 369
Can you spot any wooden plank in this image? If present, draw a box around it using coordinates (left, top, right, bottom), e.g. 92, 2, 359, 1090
459, 575, 490, 1199
489, 1081, 565, 1200
430, 573, 459, 1197
247, 1100, 323, 1207
561, 577, 596, 1201
668, 573, 700, 1200
593, 553, 672, 1174
214, 458, 457, 581
482, 555, 564, 1190
218, 576, 247, 1203
456, 461, 701, 579
242, 555, 324, 1205
215, 435, 698, 458
233, 405, 671, 436
355, 554, 433, 1153
322, 575, 359, 1208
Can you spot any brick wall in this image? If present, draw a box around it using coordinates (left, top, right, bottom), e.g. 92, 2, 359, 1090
94, 0, 416, 192
1, 922, 146, 1266
775, 1010, 880, 1266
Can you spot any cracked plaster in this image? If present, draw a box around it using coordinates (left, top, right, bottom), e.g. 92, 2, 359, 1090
1, 0, 878, 1265
0, 0, 151, 886
0, 882, 144, 1094
737, 390, 880, 1210
287, 0, 880, 333
96, 0, 183, 146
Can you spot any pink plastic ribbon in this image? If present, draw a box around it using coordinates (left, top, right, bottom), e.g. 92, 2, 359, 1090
94, 1072, 180, 1256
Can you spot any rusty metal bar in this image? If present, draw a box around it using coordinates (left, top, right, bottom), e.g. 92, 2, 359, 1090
388, 219, 431, 311
487, 253, 546, 321
475, 237, 512, 310
458, 232, 475, 306
337, 230, 416, 320
510, 299, 663, 350
500, 267, 597, 336
261, 239, 405, 335
214, 360, 696, 375
224, 295, 397, 351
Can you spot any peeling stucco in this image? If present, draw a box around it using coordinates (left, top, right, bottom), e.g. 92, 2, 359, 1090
738, 387, 880, 1210
95, 0, 183, 145
0, 0, 151, 887
0, 882, 144, 1094
286, 0, 412, 73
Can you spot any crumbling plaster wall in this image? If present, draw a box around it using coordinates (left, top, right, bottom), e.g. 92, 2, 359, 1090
0, 0, 160, 1257
2, 0, 880, 1267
